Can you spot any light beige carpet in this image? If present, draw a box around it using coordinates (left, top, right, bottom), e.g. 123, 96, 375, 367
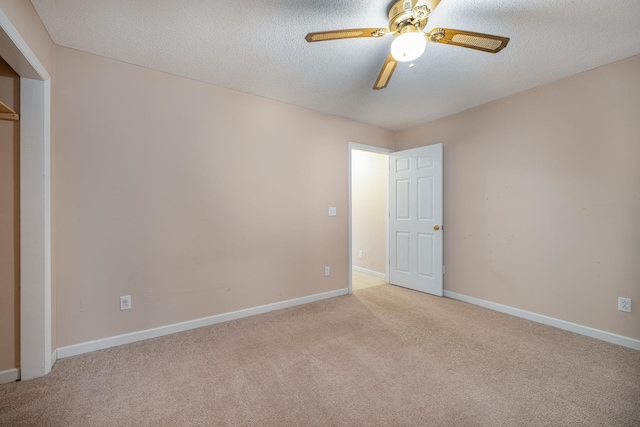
352, 270, 387, 290
1, 284, 639, 426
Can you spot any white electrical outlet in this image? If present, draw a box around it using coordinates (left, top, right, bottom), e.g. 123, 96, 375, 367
358, 250, 363, 259
120, 295, 131, 311
324, 266, 330, 276
328, 207, 336, 216
618, 297, 631, 313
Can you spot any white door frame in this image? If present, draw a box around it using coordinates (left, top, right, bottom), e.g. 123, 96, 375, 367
0, 8, 52, 380
348, 142, 393, 293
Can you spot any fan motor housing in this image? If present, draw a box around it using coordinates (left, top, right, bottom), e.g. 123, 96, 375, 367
388, 0, 441, 34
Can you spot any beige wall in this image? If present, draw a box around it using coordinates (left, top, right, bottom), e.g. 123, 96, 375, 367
351, 150, 386, 274
395, 55, 640, 340
0, 56, 19, 371
54, 46, 394, 347
54, 48, 639, 347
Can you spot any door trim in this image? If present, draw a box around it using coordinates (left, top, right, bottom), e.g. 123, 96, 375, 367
0, 8, 52, 380
348, 142, 393, 294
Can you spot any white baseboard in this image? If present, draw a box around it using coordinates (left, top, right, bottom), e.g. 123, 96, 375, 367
444, 291, 640, 351
57, 288, 349, 359
0, 368, 20, 384
51, 349, 57, 366
352, 266, 386, 279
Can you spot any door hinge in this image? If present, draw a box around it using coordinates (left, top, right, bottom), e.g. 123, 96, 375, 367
443, 265, 445, 274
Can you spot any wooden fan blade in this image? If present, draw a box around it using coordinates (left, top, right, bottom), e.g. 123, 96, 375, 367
373, 54, 398, 90
305, 28, 387, 42
428, 28, 509, 53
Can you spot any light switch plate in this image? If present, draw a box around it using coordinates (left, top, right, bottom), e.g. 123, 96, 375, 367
120, 295, 131, 310
328, 207, 336, 216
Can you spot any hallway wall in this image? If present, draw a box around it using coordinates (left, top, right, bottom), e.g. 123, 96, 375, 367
352, 150, 387, 275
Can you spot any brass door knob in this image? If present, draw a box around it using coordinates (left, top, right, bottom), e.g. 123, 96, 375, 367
433, 225, 440, 231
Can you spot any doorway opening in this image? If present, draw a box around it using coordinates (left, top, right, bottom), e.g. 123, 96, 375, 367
349, 142, 444, 297
348, 143, 392, 293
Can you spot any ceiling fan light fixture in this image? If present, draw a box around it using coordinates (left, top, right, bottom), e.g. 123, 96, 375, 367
305, 0, 510, 90
390, 31, 427, 62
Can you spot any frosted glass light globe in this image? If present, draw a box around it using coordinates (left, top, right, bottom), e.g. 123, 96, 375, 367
390, 32, 427, 62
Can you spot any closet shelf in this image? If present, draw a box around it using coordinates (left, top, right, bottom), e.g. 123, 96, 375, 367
0, 100, 19, 121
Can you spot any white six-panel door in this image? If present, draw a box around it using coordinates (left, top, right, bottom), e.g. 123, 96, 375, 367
389, 143, 443, 296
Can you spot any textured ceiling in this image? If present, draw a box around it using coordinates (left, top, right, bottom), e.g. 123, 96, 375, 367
30, 0, 640, 131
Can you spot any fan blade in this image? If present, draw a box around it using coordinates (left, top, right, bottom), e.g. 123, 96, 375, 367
305, 28, 387, 42
373, 54, 398, 90
427, 28, 509, 53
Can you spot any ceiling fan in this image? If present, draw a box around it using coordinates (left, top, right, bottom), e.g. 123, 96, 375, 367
305, 0, 510, 90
